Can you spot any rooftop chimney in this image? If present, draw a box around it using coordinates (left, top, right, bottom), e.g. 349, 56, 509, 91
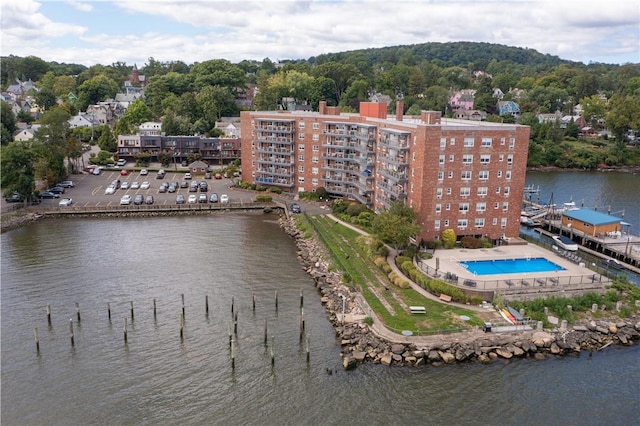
395, 101, 404, 122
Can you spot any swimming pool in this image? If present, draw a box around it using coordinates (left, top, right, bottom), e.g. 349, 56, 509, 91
459, 257, 565, 275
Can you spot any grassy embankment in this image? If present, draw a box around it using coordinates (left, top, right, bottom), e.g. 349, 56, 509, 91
298, 214, 484, 334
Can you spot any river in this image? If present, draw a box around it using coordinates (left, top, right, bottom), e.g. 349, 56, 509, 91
2, 174, 640, 425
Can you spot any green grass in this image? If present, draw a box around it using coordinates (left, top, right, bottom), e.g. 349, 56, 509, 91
305, 215, 482, 334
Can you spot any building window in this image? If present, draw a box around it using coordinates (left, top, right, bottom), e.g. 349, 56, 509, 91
435, 204, 441, 214
509, 138, 515, 148
434, 220, 441, 231
504, 186, 510, 196
478, 170, 489, 180
460, 187, 470, 197
440, 138, 446, 149
457, 219, 468, 229
312, 167, 319, 174
499, 154, 504, 162
312, 156, 319, 163
505, 170, 511, 180
493, 218, 498, 225
312, 134, 319, 141
446, 187, 452, 195
298, 144, 305, 151
312, 145, 319, 152
448, 171, 453, 179
507, 154, 513, 165
436, 188, 443, 198
439, 155, 445, 165
444, 220, 450, 227
480, 154, 490, 165
495, 186, 501, 194
481, 137, 492, 147
298, 133, 305, 139
312, 178, 319, 185
438, 171, 444, 181
502, 202, 509, 211
461, 170, 471, 181
449, 154, 454, 162
497, 170, 502, 178
445, 203, 451, 211
312, 122, 319, 130
459, 203, 469, 213
477, 186, 488, 197
298, 122, 305, 129
464, 137, 474, 147
298, 154, 304, 161
298, 176, 305, 183
494, 202, 499, 209
298, 165, 304, 172
476, 202, 486, 212
500, 137, 506, 145
450, 138, 456, 145
475, 218, 485, 228
501, 218, 507, 228
462, 154, 473, 165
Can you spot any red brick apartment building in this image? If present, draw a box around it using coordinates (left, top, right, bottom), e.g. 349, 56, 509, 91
241, 101, 530, 243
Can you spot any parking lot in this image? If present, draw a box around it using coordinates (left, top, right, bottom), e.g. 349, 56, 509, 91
24, 168, 255, 210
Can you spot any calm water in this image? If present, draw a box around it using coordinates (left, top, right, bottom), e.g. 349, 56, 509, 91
2, 186, 640, 425
461, 258, 565, 275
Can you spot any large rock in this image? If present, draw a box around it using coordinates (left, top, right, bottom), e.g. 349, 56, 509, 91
438, 351, 456, 364
428, 350, 441, 362
391, 344, 405, 355
380, 354, 393, 366
342, 356, 357, 370
352, 351, 367, 362
495, 347, 513, 359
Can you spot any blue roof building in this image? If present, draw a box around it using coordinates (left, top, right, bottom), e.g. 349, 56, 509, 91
561, 209, 623, 237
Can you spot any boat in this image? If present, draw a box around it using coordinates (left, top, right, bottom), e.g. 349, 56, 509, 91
552, 235, 578, 251
506, 306, 524, 323
520, 216, 541, 227
602, 258, 626, 271
499, 308, 515, 325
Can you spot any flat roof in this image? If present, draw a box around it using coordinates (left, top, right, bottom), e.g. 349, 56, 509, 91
562, 209, 621, 225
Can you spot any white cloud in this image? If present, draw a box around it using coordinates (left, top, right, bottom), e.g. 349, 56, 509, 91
67, 1, 93, 12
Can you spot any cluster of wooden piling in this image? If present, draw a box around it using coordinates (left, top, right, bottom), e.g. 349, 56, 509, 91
33, 289, 313, 370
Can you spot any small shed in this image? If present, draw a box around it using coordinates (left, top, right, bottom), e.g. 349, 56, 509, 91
561, 209, 622, 237
189, 160, 209, 175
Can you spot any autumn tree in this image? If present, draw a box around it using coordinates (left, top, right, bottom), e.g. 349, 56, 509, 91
371, 201, 421, 250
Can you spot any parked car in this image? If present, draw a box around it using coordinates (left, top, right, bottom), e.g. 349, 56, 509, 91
57, 181, 75, 188
105, 185, 116, 195
220, 194, 229, 204
184, 173, 192, 180
156, 170, 165, 179
58, 198, 73, 206
120, 170, 129, 176
111, 179, 121, 189
5, 193, 24, 203
215, 173, 223, 179
204, 172, 212, 179
189, 184, 198, 192
131, 181, 140, 189
145, 195, 154, 205
92, 167, 102, 175
47, 186, 65, 194
121, 181, 130, 190
140, 181, 150, 190
158, 184, 168, 193
176, 194, 185, 204
117, 159, 127, 166
188, 194, 197, 204
209, 193, 219, 203
168, 183, 177, 193
39, 191, 60, 199
120, 195, 132, 205
133, 194, 144, 205
198, 194, 208, 203
140, 169, 148, 176
291, 203, 301, 214
200, 182, 208, 192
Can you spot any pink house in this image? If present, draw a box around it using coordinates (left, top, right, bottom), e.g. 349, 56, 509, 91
448, 89, 475, 110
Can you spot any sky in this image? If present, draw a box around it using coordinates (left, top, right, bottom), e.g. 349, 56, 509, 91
2, 0, 639, 68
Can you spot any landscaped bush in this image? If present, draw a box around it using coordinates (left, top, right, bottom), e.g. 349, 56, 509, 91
373, 256, 387, 268
460, 236, 483, 249
346, 202, 368, 217
255, 194, 273, 202
266, 187, 282, 194
398, 258, 467, 303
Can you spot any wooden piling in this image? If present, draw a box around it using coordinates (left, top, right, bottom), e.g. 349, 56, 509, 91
107, 302, 111, 321
69, 319, 74, 346
47, 304, 52, 326
252, 293, 256, 311
274, 291, 278, 310
130, 301, 134, 321
270, 336, 275, 367
181, 294, 185, 317
306, 334, 310, 363
34, 327, 40, 353
231, 296, 235, 315
264, 319, 268, 346
179, 314, 184, 340
300, 289, 304, 309
153, 298, 157, 318
75, 302, 81, 322
228, 322, 232, 347
231, 337, 235, 370
123, 318, 128, 343
205, 295, 209, 315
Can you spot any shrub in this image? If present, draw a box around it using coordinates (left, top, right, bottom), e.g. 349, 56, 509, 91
266, 187, 282, 194
373, 256, 387, 268
346, 202, 368, 217
363, 316, 374, 326
461, 236, 483, 249
255, 194, 273, 202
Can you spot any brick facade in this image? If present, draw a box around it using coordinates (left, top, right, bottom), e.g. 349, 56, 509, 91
241, 102, 530, 243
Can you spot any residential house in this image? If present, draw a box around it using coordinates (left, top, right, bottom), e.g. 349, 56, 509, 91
127, 64, 147, 88
13, 125, 41, 141
492, 88, 504, 100
561, 115, 586, 129
537, 111, 562, 124
69, 112, 99, 129
188, 160, 210, 175
497, 101, 520, 117
6, 79, 39, 97
448, 89, 476, 111
454, 109, 487, 121
138, 122, 162, 136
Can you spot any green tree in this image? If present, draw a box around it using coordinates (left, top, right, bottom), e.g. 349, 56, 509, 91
97, 126, 117, 152
580, 94, 607, 128
1, 100, 17, 145
441, 229, 456, 248
190, 59, 245, 91
312, 62, 361, 103
35, 88, 58, 111
33, 107, 71, 185
606, 95, 640, 147
1, 141, 36, 202
77, 74, 119, 110
371, 201, 421, 249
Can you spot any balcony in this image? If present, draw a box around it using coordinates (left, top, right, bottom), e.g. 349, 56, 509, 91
377, 180, 407, 198
378, 168, 408, 184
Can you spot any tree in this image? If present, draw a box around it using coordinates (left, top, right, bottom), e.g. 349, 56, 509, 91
1, 100, 17, 145
312, 62, 361, 103
33, 107, 71, 185
1, 141, 36, 202
35, 88, 58, 111
580, 94, 607, 128
116, 98, 154, 135
441, 229, 456, 248
371, 201, 421, 249
190, 59, 245, 91
97, 126, 117, 152
606, 95, 640, 147
76, 74, 119, 110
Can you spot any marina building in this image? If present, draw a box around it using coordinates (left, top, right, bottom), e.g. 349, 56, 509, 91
241, 101, 530, 243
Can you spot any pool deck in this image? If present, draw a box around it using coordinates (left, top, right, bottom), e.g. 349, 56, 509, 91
422, 243, 609, 295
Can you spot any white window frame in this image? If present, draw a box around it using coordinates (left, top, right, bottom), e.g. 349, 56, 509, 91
478, 170, 489, 181
462, 154, 473, 165
439, 155, 445, 165
460, 187, 470, 197
438, 171, 444, 181
457, 218, 468, 229
459, 203, 469, 213
464, 137, 474, 147
480, 154, 490, 165
476, 202, 486, 212
477, 186, 488, 197
474, 218, 485, 228
481, 137, 492, 147
461, 170, 471, 181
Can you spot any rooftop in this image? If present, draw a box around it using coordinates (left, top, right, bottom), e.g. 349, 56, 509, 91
562, 209, 622, 226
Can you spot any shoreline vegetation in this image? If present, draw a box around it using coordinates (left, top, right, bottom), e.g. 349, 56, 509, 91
2, 205, 639, 369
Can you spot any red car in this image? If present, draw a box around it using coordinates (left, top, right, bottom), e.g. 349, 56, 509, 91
215, 173, 223, 179
120, 170, 129, 176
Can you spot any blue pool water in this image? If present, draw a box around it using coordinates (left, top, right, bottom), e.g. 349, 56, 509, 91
460, 257, 565, 275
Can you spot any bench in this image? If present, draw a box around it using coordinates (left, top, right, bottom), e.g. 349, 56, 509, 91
409, 306, 426, 314
439, 294, 452, 303
550, 277, 559, 285
536, 279, 546, 286
505, 280, 514, 287
463, 279, 477, 287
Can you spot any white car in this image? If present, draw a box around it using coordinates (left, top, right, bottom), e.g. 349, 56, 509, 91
220, 194, 229, 204
120, 195, 132, 205
187, 194, 197, 203
140, 169, 148, 176
58, 198, 73, 206
131, 181, 140, 189
105, 185, 116, 195
121, 181, 130, 190
184, 172, 192, 180
140, 181, 150, 189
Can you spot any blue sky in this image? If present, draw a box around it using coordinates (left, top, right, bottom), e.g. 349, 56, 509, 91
2, 0, 639, 67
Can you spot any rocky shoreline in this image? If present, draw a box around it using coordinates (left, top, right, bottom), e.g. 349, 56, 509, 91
280, 216, 640, 369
